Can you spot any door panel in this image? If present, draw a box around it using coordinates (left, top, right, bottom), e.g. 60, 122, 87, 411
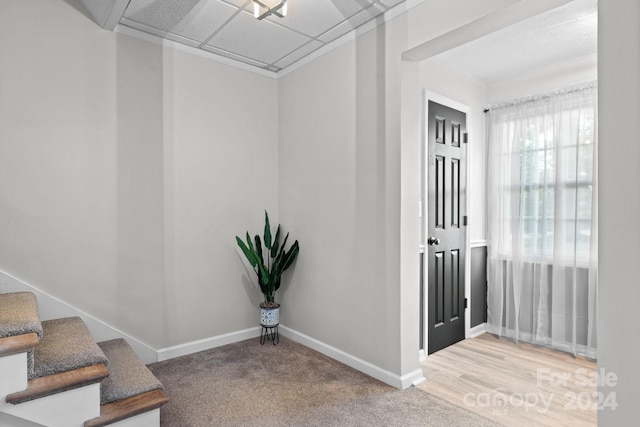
427, 100, 467, 355
435, 155, 445, 229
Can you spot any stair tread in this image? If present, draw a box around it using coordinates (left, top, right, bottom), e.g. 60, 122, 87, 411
0, 292, 43, 340
0, 292, 42, 376
6, 363, 109, 404
84, 388, 168, 427
97, 339, 164, 405
33, 317, 108, 379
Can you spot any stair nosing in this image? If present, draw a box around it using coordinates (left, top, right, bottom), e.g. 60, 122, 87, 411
84, 388, 169, 427
6, 363, 109, 404
0, 332, 39, 356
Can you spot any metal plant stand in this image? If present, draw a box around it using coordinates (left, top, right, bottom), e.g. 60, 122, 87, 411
260, 324, 279, 345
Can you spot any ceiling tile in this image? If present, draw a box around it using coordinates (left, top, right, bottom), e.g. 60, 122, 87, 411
219, 0, 250, 7
120, 17, 200, 47
124, 0, 238, 43
207, 10, 311, 65
273, 40, 324, 69
318, 6, 383, 43
263, 0, 364, 38
380, 0, 405, 8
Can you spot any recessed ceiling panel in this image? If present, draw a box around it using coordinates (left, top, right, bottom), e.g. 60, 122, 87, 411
220, 0, 250, 7
265, 0, 365, 37
124, 0, 237, 43
117, 0, 413, 72
121, 17, 202, 47
318, 6, 383, 43
380, 0, 405, 8
207, 11, 311, 65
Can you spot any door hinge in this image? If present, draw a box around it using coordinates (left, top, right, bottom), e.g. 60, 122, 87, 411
464, 298, 468, 309
463, 133, 468, 144
463, 215, 468, 226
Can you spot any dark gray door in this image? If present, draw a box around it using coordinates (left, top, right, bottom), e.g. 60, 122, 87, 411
427, 100, 466, 354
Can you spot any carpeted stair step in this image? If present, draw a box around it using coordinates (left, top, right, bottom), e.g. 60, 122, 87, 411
31, 316, 109, 379
0, 292, 43, 376
84, 339, 167, 427
5, 316, 110, 404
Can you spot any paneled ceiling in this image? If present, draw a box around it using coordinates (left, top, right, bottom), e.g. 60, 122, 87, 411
87, 0, 596, 80
117, 0, 408, 73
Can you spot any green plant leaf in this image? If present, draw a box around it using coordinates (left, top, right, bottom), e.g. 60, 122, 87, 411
281, 240, 299, 271
278, 232, 290, 258
254, 234, 269, 289
256, 259, 270, 290
236, 236, 258, 267
246, 232, 255, 254
270, 225, 281, 258
254, 234, 264, 267
264, 211, 272, 250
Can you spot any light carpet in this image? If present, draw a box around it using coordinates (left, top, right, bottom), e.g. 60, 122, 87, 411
33, 317, 108, 379
149, 336, 500, 426
0, 291, 43, 378
0, 292, 42, 339
98, 338, 164, 404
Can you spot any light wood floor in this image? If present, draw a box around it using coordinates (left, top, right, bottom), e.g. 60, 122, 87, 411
418, 333, 597, 427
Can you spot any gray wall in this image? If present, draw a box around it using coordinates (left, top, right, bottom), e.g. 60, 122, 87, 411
598, 0, 640, 425
0, 0, 278, 350
470, 246, 487, 328
277, 0, 512, 379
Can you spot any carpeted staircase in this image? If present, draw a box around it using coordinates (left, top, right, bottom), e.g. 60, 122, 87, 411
0, 291, 168, 427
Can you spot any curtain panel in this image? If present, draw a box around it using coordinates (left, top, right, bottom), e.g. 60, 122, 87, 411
486, 83, 597, 359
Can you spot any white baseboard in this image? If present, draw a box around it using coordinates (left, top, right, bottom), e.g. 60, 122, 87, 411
279, 325, 424, 390
156, 326, 261, 362
0, 269, 157, 364
470, 240, 488, 248
469, 323, 487, 338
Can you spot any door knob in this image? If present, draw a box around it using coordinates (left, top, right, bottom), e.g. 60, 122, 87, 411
428, 236, 440, 246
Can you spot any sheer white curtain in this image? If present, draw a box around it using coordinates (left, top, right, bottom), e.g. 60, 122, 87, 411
486, 83, 597, 359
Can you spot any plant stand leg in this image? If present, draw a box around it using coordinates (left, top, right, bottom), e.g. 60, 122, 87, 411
260, 325, 279, 345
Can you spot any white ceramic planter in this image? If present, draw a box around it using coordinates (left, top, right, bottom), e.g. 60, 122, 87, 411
259, 303, 280, 327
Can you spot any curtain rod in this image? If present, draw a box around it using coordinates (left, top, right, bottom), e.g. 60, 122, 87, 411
483, 81, 596, 113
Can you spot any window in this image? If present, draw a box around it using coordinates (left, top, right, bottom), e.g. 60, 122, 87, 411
487, 85, 597, 265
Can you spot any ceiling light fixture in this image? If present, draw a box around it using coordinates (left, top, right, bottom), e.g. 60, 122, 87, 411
253, 0, 287, 20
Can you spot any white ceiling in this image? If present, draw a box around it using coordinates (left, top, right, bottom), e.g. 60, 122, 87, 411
435, 0, 597, 82
117, 0, 408, 73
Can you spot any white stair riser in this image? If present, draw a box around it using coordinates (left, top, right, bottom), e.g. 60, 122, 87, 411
0, 412, 44, 426
0, 353, 28, 400
107, 409, 161, 427
0, 384, 100, 427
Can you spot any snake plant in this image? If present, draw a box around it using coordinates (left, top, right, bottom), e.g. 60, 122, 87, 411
236, 211, 300, 304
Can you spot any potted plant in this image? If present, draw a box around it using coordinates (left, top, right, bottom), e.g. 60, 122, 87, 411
236, 211, 299, 331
